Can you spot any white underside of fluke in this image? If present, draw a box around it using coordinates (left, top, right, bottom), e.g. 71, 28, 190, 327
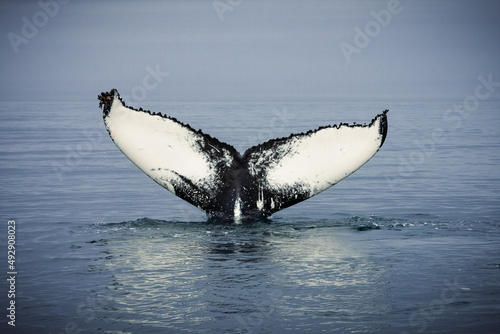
249, 119, 384, 198
104, 96, 233, 196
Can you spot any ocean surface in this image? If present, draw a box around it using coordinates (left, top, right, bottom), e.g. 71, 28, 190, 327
0, 99, 499, 333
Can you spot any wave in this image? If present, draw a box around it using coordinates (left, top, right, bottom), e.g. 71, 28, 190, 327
91, 214, 498, 235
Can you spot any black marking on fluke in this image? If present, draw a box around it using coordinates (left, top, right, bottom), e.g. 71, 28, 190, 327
99, 89, 389, 220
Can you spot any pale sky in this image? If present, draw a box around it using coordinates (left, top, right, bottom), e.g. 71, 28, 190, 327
1, 0, 499, 102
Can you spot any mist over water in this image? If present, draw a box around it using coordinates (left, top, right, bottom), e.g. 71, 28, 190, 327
1, 0, 499, 103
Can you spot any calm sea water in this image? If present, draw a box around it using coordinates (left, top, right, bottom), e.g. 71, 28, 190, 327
0, 100, 499, 333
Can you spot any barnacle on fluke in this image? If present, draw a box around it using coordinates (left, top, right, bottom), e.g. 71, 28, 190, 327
99, 89, 388, 220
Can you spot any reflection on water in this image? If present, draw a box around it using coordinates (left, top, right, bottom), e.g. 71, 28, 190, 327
94, 218, 391, 333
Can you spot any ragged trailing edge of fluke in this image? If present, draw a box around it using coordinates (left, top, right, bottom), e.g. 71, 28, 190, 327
98, 89, 240, 157
243, 109, 388, 159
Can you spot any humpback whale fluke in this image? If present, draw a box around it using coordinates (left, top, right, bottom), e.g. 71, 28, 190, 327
99, 89, 388, 220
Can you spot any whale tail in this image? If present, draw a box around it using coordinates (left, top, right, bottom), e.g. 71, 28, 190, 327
99, 89, 388, 219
